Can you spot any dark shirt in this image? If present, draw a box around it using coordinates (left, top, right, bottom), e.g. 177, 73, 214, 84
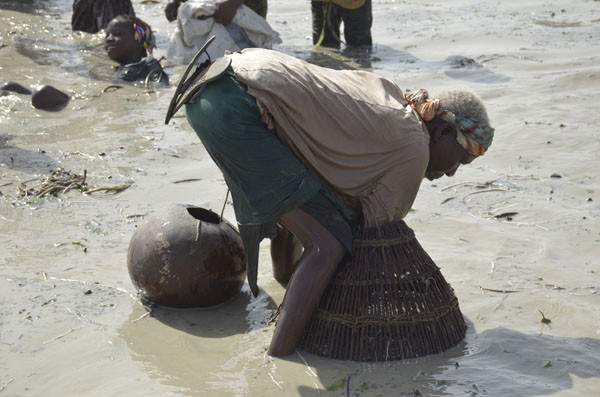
116, 57, 169, 85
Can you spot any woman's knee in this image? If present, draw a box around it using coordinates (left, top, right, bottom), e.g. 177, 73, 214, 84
278, 208, 346, 262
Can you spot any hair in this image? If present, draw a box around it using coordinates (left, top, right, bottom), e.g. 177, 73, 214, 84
114, 14, 156, 56
437, 90, 490, 125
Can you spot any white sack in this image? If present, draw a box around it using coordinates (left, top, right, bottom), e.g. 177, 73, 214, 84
166, 1, 281, 65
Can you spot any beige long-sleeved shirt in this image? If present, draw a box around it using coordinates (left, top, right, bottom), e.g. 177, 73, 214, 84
229, 48, 429, 227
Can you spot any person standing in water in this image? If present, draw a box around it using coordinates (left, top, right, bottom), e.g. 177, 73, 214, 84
311, 0, 372, 49
104, 15, 169, 84
168, 47, 494, 357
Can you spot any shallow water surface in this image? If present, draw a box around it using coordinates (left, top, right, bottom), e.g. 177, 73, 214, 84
1, 0, 599, 396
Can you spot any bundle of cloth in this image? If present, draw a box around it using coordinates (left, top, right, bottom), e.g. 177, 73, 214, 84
167, 0, 281, 64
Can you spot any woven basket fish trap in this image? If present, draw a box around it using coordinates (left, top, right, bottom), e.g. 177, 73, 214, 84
298, 220, 467, 361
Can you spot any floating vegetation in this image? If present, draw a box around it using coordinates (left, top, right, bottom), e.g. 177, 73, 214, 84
3, 168, 133, 205
84, 183, 132, 195
326, 378, 346, 391
18, 168, 87, 198
102, 85, 123, 93
494, 211, 518, 221
539, 310, 552, 324
479, 286, 519, 294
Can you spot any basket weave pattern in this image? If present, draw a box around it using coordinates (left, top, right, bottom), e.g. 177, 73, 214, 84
298, 221, 467, 361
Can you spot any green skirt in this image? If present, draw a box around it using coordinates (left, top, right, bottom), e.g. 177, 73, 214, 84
185, 75, 330, 222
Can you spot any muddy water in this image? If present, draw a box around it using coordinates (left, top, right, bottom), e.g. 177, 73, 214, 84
1, 0, 599, 396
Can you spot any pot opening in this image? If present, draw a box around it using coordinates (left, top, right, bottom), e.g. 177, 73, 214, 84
186, 207, 221, 224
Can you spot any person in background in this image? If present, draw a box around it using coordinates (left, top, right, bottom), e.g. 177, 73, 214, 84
72, 0, 136, 33
104, 15, 169, 85
312, 0, 372, 49
164, 0, 267, 24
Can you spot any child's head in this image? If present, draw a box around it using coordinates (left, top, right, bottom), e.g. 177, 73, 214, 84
105, 15, 157, 65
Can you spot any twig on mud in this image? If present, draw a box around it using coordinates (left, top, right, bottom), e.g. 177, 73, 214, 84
296, 350, 318, 378
0, 378, 14, 392
84, 183, 132, 195
173, 178, 202, 184
102, 85, 123, 93
440, 181, 477, 192
267, 372, 284, 390
489, 256, 512, 278
66, 307, 99, 326
345, 374, 352, 397
68, 151, 96, 159
47, 276, 137, 302
412, 369, 424, 382
42, 325, 85, 345
130, 311, 151, 323
479, 286, 519, 293
125, 214, 146, 219
296, 350, 322, 394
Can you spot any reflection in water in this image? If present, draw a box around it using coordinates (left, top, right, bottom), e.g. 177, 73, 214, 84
141, 290, 258, 338
432, 327, 600, 396
290, 47, 359, 71
119, 287, 279, 395
124, 301, 600, 397
292, 324, 600, 396
13, 37, 173, 84
0, 134, 60, 174
285, 44, 510, 84
14, 38, 116, 81
443, 55, 510, 84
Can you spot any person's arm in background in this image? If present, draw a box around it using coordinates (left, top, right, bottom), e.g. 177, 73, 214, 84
164, 0, 244, 24
164, 0, 184, 22
213, 0, 244, 25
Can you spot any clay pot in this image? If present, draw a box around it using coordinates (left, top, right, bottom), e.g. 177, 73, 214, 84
127, 204, 247, 308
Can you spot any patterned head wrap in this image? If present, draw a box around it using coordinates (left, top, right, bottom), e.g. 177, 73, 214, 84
133, 21, 156, 56
405, 89, 494, 156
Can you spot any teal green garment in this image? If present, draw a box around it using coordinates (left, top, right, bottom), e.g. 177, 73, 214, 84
184, 74, 325, 226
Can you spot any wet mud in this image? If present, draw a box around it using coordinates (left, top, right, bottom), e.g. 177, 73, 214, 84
1, 0, 599, 396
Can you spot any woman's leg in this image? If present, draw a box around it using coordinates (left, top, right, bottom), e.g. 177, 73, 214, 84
267, 207, 346, 357
270, 225, 303, 285
311, 1, 342, 48
341, 0, 372, 47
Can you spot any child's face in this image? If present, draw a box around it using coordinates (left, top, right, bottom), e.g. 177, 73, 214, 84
105, 19, 143, 65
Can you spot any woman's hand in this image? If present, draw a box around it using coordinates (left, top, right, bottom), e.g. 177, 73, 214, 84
213, 0, 244, 25
164, 0, 181, 22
